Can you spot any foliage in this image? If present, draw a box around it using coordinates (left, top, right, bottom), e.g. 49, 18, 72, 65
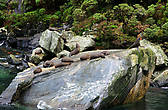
113, 3, 134, 23
62, 6, 74, 22
70, 0, 84, 7
0, 10, 5, 27
162, 22, 168, 35
145, 17, 155, 25
72, 18, 92, 35
73, 8, 86, 22
81, 0, 98, 15
133, 4, 147, 21
4, 8, 62, 33
0, 0, 167, 49
91, 13, 107, 23
144, 25, 164, 42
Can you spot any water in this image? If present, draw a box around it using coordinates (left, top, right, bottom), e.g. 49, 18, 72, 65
0, 66, 16, 94
0, 47, 20, 94
108, 88, 168, 110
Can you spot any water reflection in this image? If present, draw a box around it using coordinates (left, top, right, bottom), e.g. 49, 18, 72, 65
108, 88, 168, 110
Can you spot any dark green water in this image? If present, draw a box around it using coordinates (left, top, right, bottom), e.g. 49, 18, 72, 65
108, 88, 168, 110
0, 47, 20, 94
0, 48, 168, 110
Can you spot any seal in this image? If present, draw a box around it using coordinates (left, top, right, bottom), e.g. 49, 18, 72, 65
33, 67, 42, 74
43, 60, 54, 68
35, 48, 42, 54
69, 43, 80, 56
55, 62, 71, 68
80, 54, 90, 61
61, 57, 74, 62
90, 52, 105, 59
101, 51, 110, 56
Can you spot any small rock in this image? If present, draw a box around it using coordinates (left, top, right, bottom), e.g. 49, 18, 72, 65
62, 30, 75, 42
30, 47, 46, 64
7, 54, 22, 65
0, 27, 7, 35
65, 35, 95, 52
57, 50, 70, 58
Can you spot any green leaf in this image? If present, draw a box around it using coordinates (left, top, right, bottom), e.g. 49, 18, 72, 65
36, 0, 41, 3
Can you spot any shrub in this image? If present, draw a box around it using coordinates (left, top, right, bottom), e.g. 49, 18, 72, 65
162, 22, 168, 35
92, 13, 107, 23
73, 8, 86, 22
0, 10, 5, 27
145, 17, 155, 25
113, 3, 134, 23
144, 26, 164, 42
81, 0, 98, 14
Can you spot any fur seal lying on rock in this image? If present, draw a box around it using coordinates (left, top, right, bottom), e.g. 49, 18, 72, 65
101, 51, 110, 56
61, 57, 74, 62
43, 60, 54, 68
55, 62, 71, 68
80, 52, 108, 61
80, 54, 90, 61
35, 48, 42, 55
90, 52, 105, 59
69, 43, 80, 56
34, 67, 42, 74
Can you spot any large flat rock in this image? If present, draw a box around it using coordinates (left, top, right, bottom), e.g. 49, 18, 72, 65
19, 48, 156, 110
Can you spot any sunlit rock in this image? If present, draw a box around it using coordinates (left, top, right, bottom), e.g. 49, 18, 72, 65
39, 29, 64, 55
65, 35, 95, 51
30, 47, 46, 64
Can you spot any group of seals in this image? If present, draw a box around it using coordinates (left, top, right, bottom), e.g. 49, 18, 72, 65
33, 43, 110, 74
33, 57, 74, 74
